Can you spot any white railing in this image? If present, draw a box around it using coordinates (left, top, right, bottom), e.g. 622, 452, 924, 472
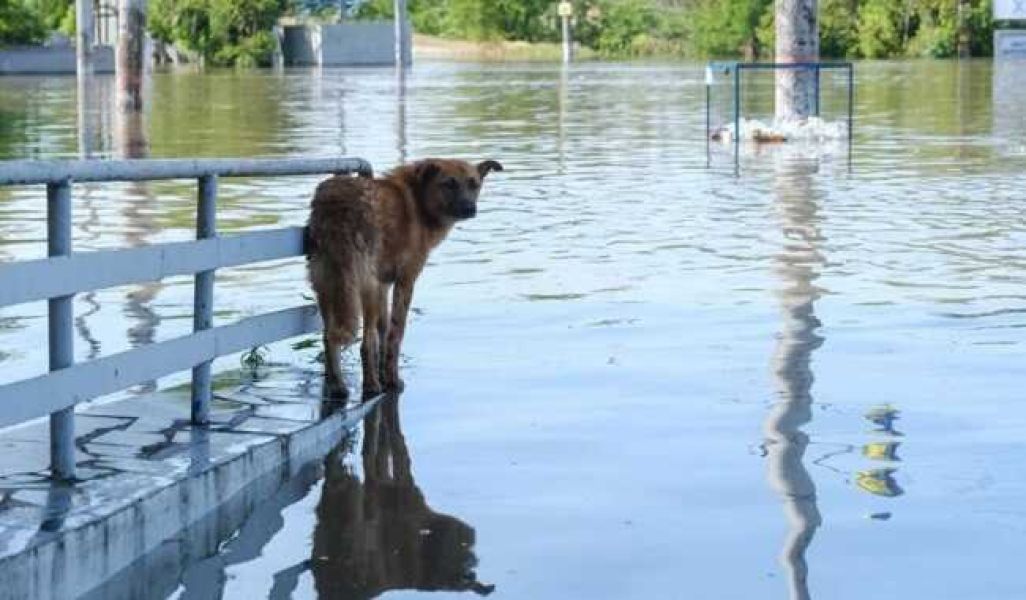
0, 156, 373, 481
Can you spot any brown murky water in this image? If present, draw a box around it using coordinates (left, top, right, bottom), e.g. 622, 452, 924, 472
2, 60, 1026, 599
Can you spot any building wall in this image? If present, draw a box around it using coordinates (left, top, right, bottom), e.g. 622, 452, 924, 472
282, 21, 411, 67
0, 46, 115, 76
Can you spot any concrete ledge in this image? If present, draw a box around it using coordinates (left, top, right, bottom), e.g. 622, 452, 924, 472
0, 365, 375, 600
0, 46, 115, 75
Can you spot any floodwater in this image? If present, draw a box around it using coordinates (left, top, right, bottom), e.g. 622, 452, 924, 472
2, 60, 1026, 598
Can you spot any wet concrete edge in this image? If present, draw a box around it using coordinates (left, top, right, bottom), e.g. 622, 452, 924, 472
0, 397, 379, 600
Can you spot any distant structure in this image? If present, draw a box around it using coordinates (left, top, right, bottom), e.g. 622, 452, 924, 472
994, 0, 1026, 58
774, 0, 818, 122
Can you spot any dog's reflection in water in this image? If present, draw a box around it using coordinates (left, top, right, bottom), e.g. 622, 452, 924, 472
312, 394, 494, 599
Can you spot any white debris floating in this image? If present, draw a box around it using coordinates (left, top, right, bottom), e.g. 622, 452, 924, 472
712, 116, 848, 143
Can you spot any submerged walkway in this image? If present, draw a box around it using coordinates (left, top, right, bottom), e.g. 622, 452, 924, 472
0, 365, 375, 600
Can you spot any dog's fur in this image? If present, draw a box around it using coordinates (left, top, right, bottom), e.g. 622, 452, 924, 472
307, 158, 503, 398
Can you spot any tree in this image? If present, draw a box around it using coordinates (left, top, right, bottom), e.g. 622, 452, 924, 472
0, 0, 46, 45
148, 0, 287, 66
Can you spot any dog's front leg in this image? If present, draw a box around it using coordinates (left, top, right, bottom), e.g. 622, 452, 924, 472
383, 274, 416, 392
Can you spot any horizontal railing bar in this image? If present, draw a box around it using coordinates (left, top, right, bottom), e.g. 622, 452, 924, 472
707, 61, 852, 72
0, 227, 307, 308
0, 156, 372, 186
0, 304, 322, 428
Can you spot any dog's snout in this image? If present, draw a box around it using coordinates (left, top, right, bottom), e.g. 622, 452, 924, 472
455, 201, 477, 218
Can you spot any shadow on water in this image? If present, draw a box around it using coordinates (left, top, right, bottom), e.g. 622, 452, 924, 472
763, 150, 825, 600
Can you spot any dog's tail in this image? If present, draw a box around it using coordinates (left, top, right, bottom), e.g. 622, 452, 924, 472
311, 252, 369, 348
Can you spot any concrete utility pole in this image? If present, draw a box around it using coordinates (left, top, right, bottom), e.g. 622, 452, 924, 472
774, 0, 819, 122
394, 0, 408, 67
116, 0, 147, 112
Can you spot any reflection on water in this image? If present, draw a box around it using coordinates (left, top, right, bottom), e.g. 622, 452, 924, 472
279, 395, 493, 599
764, 151, 824, 600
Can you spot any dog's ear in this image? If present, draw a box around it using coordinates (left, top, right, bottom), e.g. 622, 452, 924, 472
415, 160, 441, 185
477, 160, 504, 179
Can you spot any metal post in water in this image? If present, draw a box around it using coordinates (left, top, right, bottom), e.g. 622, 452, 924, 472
559, 2, 574, 64
394, 0, 408, 68
734, 65, 741, 171
705, 73, 711, 167
191, 175, 217, 425
47, 181, 76, 481
814, 64, 821, 117
847, 65, 855, 170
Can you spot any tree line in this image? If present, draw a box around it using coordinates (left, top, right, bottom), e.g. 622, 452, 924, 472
2, 0, 1001, 62
356, 0, 997, 59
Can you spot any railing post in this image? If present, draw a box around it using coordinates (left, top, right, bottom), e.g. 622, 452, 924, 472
191, 174, 217, 425
47, 180, 76, 481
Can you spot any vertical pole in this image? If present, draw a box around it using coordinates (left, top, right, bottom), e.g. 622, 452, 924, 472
76, 0, 94, 81
116, 0, 147, 112
562, 17, 571, 64
813, 64, 821, 117
76, 0, 95, 158
734, 65, 741, 172
847, 64, 854, 171
48, 181, 76, 481
705, 76, 711, 168
775, 0, 819, 121
191, 175, 217, 425
394, 0, 408, 68
957, 0, 971, 59
559, 1, 573, 64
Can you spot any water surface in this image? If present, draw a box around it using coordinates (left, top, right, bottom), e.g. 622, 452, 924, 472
1, 60, 1025, 599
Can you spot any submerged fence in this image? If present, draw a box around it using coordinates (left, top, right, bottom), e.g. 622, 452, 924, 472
0, 157, 372, 481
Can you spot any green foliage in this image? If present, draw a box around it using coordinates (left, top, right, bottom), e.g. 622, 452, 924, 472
819, 0, 860, 58
856, 0, 905, 58
26, 0, 71, 33
690, 0, 771, 58
1, 0, 46, 45
148, 0, 286, 67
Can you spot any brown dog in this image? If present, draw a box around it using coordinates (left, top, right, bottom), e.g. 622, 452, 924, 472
307, 158, 503, 399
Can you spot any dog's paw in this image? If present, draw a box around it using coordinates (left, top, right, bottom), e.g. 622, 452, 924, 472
323, 381, 349, 402
362, 383, 383, 401
383, 375, 405, 393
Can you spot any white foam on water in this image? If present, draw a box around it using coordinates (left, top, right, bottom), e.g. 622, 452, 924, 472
713, 116, 849, 143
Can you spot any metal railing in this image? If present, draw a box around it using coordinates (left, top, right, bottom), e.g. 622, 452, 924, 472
705, 61, 855, 171
0, 156, 373, 481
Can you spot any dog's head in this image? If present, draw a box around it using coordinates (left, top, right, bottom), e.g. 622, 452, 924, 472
413, 159, 503, 224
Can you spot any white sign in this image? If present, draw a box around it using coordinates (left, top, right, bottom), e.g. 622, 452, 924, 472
994, 0, 1026, 20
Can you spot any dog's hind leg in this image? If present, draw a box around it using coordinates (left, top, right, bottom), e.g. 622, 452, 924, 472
360, 284, 386, 400
319, 293, 357, 401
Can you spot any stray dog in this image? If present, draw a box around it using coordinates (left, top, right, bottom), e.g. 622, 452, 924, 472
307, 158, 504, 399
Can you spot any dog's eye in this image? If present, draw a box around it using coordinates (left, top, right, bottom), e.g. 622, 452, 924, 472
443, 178, 459, 190
467, 179, 479, 191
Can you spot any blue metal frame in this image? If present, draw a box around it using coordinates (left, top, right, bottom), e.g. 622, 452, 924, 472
705, 61, 855, 171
